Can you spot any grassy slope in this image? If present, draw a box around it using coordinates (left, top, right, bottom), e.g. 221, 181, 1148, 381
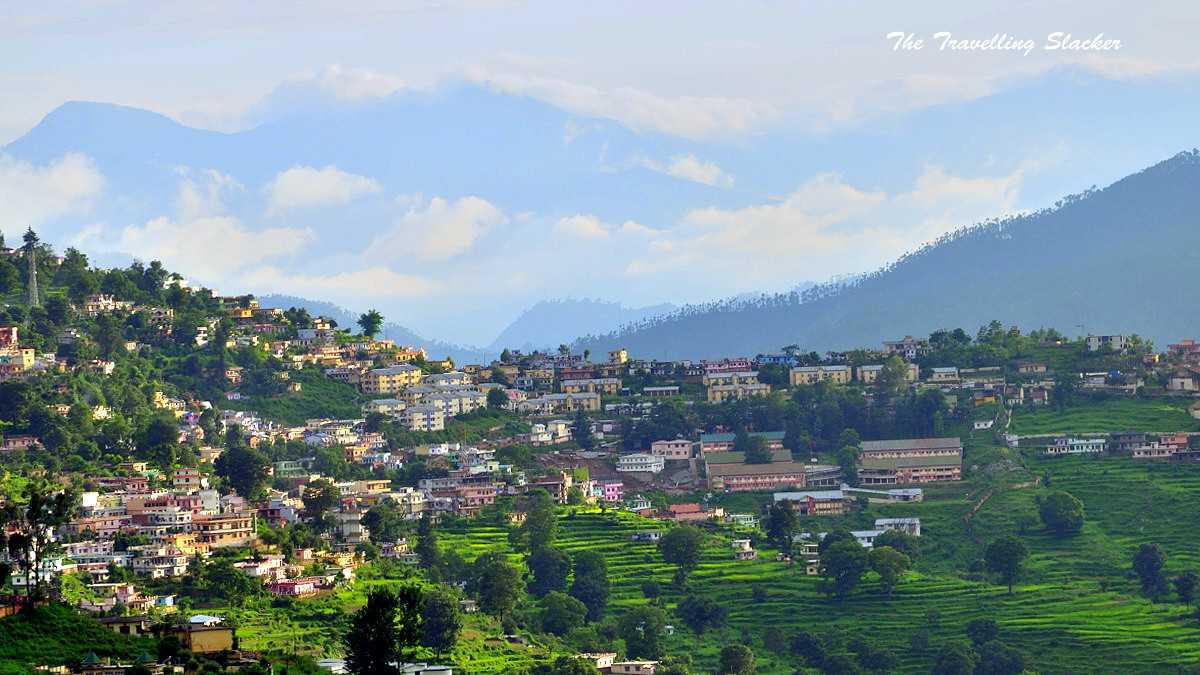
1010, 398, 1198, 435
223, 367, 365, 425
0, 603, 157, 674
212, 564, 548, 673
175, 441, 1200, 674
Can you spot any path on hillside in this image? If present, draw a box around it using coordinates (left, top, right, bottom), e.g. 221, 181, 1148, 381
963, 477, 1041, 524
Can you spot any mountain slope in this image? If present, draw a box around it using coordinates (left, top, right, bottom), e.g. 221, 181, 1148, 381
486, 298, 675, 353
575, 150, 1200, 359
257, 294, 491, 364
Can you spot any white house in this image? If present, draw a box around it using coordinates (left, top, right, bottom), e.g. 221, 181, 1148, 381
617, 453, 665, 474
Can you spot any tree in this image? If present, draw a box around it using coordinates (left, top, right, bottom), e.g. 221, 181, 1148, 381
1038, 491, 1084, 537
487, 388, 509, 409
931, 643, 977, 675
763, 500, 798, 554
200, 558, 261, 607
572, 410, 595, 451
763, 626, 789, 655
8, 482, 76, 603
540, 591, 587, 635
984, 536, 1028, 594
473, 553, 523, 620
875, 355, 911, 398
1133, 543, 1168, 599
788, 630, 826, 667
818, 529, 856, 555
362, 502, 405, 543
836, 445, 860, 484
415, 514, 442, 578
736, 430, 771, 464
570, 550, 610, 622
641, 580, 662, 603
302, 479, 340, 529
717, 644, 755, 674
516, 489, 558, 552
868, 545, 910, 597
357, 309, 384, 339
974, 640, 1024, 675
873, 529, 919, 560
1175, 571, 1199, 606
420, 590, 461, 656
658, 525, 704, 581
344, 589, 400, 675
820, 539, 869, 598
527, 546, 571, 597
675, 594, 728, 634
966, 618, 999, 647
617, 605, 668, 660
214, 445, 270, 500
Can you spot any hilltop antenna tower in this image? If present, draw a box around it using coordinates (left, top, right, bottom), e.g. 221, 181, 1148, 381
23, 227, 39, 308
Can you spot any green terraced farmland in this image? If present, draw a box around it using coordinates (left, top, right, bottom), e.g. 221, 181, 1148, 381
217, 455, 1200, 674
1010, 398, 1198, 435
438, 498, 1200, 674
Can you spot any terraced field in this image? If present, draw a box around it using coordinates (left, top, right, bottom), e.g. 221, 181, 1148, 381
437, 488, 1200, 674
222, 452, 1200, 673
1009, 398, 1198, 435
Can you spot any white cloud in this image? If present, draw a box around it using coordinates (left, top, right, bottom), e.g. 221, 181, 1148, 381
242, 265, 437, 300
286, 64, 406, 100
638, 154, 735, 188
556, 214, 609, 239
467, 69, 777, 140
265, 165, 382, 215
555, 214, 656, 240
107, 215, 315, 282
0, 153, 104, 238
625, 162, 1035, 286
176, 168, 242, 220
371, 195, 507, 260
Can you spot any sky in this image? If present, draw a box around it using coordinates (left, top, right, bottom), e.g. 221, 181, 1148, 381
3, 2, 1200, 345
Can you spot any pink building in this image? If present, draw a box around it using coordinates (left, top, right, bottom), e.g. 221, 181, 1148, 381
598, 480, 624, 502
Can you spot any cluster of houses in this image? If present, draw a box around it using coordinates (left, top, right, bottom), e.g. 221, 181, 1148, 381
1032, 431, 1198, 460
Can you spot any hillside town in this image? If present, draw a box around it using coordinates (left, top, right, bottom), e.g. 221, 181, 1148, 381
4, 236, 1200, 674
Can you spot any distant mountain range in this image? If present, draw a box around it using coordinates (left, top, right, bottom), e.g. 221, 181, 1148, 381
484, 299, 676, 354
257, 294, 491, 364
258, 294, 680, 364
575, 150, 1200, 359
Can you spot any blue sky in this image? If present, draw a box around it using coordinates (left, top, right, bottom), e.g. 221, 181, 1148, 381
2, 2, 1199, 344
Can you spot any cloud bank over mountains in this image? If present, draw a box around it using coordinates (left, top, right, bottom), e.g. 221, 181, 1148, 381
5, 64, 1200, 347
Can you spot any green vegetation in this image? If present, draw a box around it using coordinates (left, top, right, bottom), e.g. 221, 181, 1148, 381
224, 366, 365, 425
0, 604, 156, 674
1010, 398, 1198, 435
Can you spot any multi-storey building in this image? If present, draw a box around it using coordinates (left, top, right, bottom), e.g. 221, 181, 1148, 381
789, 365, 851, 386
361, 364, 423, 395
857, 437, 963, 484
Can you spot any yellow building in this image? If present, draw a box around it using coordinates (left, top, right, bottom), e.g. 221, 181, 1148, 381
361, 364, 423, 395
706, 382, 771, 403
608, 348, 629, 365
856, 363, 919, 384
789, 365, 852, 387
561, 378, 621, 395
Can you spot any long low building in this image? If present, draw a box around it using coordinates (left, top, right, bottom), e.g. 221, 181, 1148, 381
857, 437, 962, 484
773, 489, 849, 516
707, 461, 806, 492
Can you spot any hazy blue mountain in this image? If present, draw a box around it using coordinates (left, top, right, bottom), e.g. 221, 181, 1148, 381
486, 298, 676, 354
257, 294, 492, 364
575, 150, 1200, 359
10, 69, 1200, 346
